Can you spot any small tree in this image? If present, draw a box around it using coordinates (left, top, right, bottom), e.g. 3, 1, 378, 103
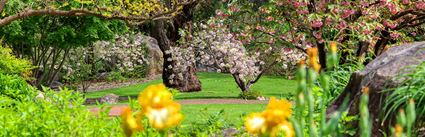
214, 0, 425, 69
174, 24, 304, 92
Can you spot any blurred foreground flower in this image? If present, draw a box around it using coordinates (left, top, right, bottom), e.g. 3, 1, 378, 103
307, 47, 321, 72
138, 84, 183, 130
121, 107, 143, 137
120, 84, 183, 136
245, 97, 294, 137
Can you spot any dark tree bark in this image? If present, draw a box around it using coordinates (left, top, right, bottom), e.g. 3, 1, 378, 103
151, 20, 201, 92
317, 42, 327, 70
374, 30, 390, 57
149, 1, 201, 92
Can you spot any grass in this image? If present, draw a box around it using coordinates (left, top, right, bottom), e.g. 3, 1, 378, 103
180, 104, 267, 126
85, 72, 297, 100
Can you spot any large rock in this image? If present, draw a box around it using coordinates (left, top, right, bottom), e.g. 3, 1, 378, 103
327, 42, 425, 136
100, 93, 119, 104
141, 35, 163, 78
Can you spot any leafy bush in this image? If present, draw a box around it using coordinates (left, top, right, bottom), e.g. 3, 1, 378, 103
239, 91, 262, 100
0, 73, 36, 102
0, 45, 32, 77
107, 71, 127, 82
0, 87, 122, 136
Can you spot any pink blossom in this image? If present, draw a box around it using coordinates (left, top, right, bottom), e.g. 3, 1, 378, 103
341, 9, 355, 18
360, 0, 369, 7
416, 2, 425, 9
383, 20, 396, 29
229, 6, 240, 12
216, 10, 224, 16
411, 32, 417, 36
325, 18, 333, 25
337, 21, 347, 29
266, 16, 274, 21
293, 2, 301, 8
390, 32, 400, 39
363, 29, 371, 35
297, 9, 309, 14
341, 1, 350, 6
311, 20, 323, 28
387, 3, 398, 14
380, 0, 387, 6
403, 0, 409, 5
313, 31, 322, 39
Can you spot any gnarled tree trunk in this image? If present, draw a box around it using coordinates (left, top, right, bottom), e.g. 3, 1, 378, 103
151, 20, 201, 92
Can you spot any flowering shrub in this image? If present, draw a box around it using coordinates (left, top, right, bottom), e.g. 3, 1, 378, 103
174, 25, 261, 81
63, 32, 149, 88
213, 0, 425, 69
94, 33, 148, 72
173, 24, 303, 92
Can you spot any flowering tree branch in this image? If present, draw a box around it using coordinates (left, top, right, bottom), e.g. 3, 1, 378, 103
0, 0, 195, 26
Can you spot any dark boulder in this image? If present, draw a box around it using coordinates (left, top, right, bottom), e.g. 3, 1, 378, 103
327, 42, 425, 136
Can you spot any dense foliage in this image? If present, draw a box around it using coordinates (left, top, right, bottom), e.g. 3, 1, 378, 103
0, 45, 32, 77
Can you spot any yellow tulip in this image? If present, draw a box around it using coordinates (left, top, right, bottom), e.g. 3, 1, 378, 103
244, 97, 294, 137
394, 124, 403, 137
121, 107, 143, 137
278, 121, 294, 137
307, 47, 321, 72
262, 97, 292, 126
330, 42, 337, 54
138, 84, 173, 110
245, 113, 267, 135
144, 101, 183, 130
138, 84, 183, 130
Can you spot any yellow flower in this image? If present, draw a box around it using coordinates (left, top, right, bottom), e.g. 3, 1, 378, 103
262, 97, 292, 126
121, 107, 143, 137
278, 121, 294, 137
245, 113, 266, 135
244, 97, 294, 137
330, 42, 337, 54
394, 124, 403, 137
362, 86, 369, 94
144, 101, 183, 130
138, 84, 173, 110
307, 47, 321, 72
138, 84, 183, 130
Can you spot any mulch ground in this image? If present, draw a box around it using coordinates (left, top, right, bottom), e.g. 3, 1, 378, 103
89, 99, 268, 116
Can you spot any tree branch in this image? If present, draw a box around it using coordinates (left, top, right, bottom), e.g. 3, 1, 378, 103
248, 60, 278, 85
0, 0, 7, 13
395, 15, 425, 30
0, 0, 195, 26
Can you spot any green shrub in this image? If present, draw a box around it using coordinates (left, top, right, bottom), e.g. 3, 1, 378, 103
0, 87, 122, 136
0, 45, 33, 77
0, 73, 36, 102
107, 71, 127, 82
239, 91, 262, 100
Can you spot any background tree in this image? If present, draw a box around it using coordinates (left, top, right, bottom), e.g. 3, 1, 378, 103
214, 0, 425, 69
0, 0, 198, 90
0, 15, 126, 88
145, 0, 221, 92
0, 0, 194, 26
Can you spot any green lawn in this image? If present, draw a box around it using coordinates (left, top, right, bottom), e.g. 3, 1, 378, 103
85, 72, 297, 99
180, 103, 267, 127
